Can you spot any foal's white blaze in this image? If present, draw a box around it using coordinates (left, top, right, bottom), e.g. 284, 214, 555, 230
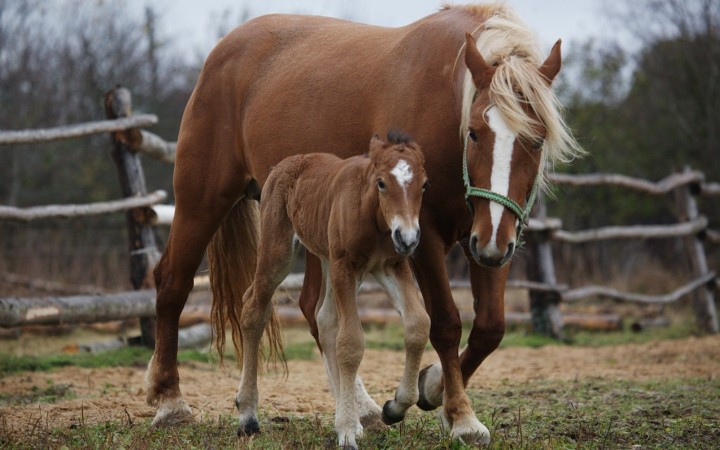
391, 159, 413, 193
486, 107, 517, 251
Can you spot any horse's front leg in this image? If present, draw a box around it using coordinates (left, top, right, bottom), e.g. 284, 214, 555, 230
411, 234, 490, 444
459, 259, 509, 386
373, 262, 430, 424
329, 262, 365, 450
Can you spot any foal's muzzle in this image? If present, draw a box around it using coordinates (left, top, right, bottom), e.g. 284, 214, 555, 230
392, 227, 420, 256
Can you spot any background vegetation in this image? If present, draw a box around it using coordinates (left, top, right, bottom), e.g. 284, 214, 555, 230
0, 0, 718, 290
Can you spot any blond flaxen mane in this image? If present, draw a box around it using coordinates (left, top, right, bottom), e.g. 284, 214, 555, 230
453, 3, 584, 189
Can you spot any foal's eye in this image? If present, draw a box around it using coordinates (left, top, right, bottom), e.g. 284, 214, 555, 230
468, 129, 477, 142
422, 181, 428, 192
377, 179, 386, 191
531, 138, 545, 150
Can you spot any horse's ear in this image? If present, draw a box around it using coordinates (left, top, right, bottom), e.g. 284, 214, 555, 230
539, 39, 562, 85
464, 32, 494, 88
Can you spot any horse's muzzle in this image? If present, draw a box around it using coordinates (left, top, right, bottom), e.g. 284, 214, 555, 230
470, 235, 515, 268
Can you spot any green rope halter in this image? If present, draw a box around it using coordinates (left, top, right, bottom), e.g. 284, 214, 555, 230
462, 131, 539, 240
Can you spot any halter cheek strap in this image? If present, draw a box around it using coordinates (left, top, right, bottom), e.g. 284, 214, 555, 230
462, 131, 539, 240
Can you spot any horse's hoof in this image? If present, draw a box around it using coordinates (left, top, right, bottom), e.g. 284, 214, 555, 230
381, 400, 405, 425
237, 417, 261, 436
450, 414, 490, 445
416, 364, 441, 411
151, 398, 194, 427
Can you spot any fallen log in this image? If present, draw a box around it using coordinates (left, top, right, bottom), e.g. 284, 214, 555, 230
0, 290, 156, 327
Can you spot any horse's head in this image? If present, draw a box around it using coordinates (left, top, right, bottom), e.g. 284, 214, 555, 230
368, 132, 428, 256
461, 31, 564, 268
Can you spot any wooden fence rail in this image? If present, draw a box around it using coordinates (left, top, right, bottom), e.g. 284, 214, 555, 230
0, 190, 166, 222
0, 86, 717, 339
0, 115, 157, 144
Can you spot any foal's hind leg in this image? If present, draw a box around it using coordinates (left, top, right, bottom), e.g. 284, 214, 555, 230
373, 262, 431, 424
317, 261, 365, 448
236, 204, 299, 436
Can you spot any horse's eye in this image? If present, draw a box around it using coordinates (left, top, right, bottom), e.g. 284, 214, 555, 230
422, 181, 428, 192
532, 138, 545, 150
377, 179, 386, 191
468, 129, 477, 142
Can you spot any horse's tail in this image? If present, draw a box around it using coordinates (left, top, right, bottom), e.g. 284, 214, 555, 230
207, 197, 285, 371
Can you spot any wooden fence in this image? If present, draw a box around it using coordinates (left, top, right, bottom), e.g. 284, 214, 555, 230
0, 87, 718, 345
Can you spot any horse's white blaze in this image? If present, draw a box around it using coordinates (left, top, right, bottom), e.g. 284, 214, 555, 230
486, 107, 516, 250
391, 159, 413, 191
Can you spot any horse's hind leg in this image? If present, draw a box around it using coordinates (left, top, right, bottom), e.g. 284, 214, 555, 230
236, 198, 299, 436
373, 262, 430, 424
147, 191, 244, 426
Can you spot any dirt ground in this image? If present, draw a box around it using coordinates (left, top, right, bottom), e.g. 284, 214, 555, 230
1, 333, 718, 433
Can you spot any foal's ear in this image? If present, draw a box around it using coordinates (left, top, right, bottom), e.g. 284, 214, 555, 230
539, 39, 562, 85
369, 135, 385, 157
464, 32, 495, 88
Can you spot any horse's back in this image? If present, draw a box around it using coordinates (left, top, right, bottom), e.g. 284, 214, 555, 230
184, 10, 475, 185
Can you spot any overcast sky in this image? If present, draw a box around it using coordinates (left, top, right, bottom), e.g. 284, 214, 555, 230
126, 0, 632, 60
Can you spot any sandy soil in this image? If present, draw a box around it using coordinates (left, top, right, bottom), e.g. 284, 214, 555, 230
1, 334, 718, 432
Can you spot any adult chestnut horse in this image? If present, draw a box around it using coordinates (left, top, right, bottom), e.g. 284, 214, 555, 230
237, 134, 430, 449
145, 3, 582, 444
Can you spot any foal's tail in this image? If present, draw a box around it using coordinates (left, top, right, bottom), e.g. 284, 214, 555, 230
207, 197, 285, 370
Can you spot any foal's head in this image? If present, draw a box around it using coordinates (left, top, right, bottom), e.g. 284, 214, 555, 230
368, 132, 428, 256
461, 29, 581, 267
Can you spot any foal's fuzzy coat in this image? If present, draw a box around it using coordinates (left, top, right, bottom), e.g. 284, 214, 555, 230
235, 134, 430, 449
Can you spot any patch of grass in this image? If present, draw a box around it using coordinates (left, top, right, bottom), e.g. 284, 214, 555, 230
282, 340, 317, 360
2, 377, 717, 448
0, 346, 152, 377
471, 377, 720, 449
568, 318, 701, 346
499, 332, 561, 348
0, 382, 75, 406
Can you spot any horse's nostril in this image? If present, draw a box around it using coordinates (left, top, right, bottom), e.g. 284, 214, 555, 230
393, 228, 402, 244
469, 235, 480, 260
505, 241, 515, 259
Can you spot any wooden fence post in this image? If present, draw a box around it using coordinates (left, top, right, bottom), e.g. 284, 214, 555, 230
105, 86, 161, 347
524, 192, 564, 338
673, 167, 719, 333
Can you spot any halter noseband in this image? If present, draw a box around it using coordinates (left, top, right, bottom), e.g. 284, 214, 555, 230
462, 131, 539, 240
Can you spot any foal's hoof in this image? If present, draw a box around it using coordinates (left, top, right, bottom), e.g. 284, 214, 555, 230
237, 418, 260, 436
381, 400, 405, 425
416, 365, 442, 411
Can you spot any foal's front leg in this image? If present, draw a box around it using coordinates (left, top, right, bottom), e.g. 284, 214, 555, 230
373, 262, 431, 424
329, 263, 365, 450
317, 263, 383, 432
